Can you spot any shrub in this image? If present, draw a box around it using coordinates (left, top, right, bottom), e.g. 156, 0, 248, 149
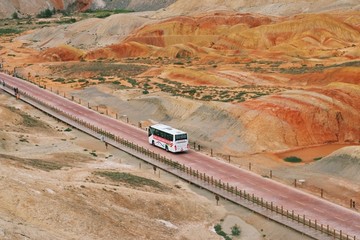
201, 95, 212, 101
54, 78, 65, 83
12, 12, 19, 19
56, 18, 76, 24
284, 156, 302, 163
231, 224, 241, 236
214, 224, 222, 233
90, 152, 97, 157
126, 77, 137, 87
0, 28, 22, 35
96, 13, 111, 18
37, 8, 53, 18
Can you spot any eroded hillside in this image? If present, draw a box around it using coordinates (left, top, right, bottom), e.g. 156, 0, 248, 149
4, 9, 358, 153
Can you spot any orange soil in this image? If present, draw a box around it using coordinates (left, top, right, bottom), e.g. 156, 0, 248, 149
41, 45, 84, 61
85, 42, 152, 60
51, 0, 65, 10
276, 144, 359, 163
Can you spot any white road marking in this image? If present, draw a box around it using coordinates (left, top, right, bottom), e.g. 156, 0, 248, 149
278, 194, 288, 200
334, 216, 345, 222
312, 208, 324, 214
295, 201, 305, 206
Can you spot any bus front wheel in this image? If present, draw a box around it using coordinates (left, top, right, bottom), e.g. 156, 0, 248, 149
152, 140, 155, 145
165, 145, 169, 152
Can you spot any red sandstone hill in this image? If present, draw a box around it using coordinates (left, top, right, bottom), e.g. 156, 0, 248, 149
40, 45, 84, 61
124, 13, 275, 48
238, 83, 360, 150
82, 11, 360, 61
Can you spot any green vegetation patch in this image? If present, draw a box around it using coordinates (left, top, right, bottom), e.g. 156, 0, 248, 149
95, 171, 165, 190
214, 223, 236, 240
37, 8, 55, 18
49, 62, 149, 80
27, 159, 65, 171
0, 28, 22, 35
231, 225, 241, 236
1, 154, 67, 171
7, 107, 49, 128
277, 61, 360, 74
53, 78, 65, 83
284, 156, 303, 163
84, 9, 134, 18
55, 18, 76, 24
155, 78, 281, 102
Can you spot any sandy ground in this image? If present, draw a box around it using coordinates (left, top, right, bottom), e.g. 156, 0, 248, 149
0, 90, 312, 239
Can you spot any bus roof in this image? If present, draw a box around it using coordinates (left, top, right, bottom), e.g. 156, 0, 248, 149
150, 124, 187, 135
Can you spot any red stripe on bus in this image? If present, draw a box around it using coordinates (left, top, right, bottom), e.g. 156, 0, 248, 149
153, 135, 173, 146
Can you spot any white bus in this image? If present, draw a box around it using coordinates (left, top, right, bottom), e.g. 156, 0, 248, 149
148, 124, 189, 153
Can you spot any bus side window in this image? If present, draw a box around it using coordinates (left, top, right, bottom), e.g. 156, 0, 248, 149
166, 133, 172, 141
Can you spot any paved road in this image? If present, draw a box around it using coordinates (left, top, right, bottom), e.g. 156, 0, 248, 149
1, 72, 360, 238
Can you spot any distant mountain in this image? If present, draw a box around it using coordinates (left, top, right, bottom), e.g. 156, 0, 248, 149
0, 0, 176, 19
1, 0, 359, 19
155, 0, 360, 18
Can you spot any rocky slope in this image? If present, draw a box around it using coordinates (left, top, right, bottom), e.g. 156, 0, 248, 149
235, 83, 360, 151
306, 146, 360, 182
20, 13, 155, 50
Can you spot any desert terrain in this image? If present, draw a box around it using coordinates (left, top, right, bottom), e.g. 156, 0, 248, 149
0, 0, 360, 239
